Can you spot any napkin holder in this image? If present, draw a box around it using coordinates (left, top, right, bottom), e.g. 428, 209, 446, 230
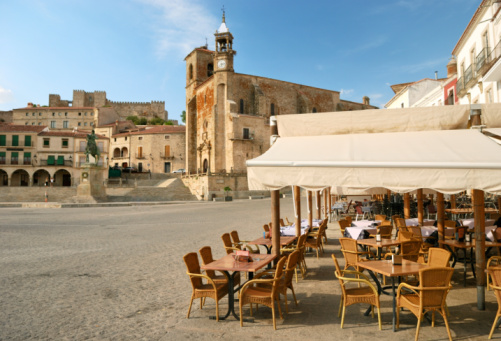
392, 254, 402, 265
376, 234, 381, 242
234, 250, 251, 262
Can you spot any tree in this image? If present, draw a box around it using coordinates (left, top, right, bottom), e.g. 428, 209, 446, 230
181, 110, 186, 124
126, 116, 139, 125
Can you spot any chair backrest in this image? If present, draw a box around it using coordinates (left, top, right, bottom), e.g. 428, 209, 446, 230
280, 218, 286, 227
375, 214, 387, 221
355, 205, 363, 214
183, 252, 203, 289
230, 230, 241, 245
263, 224, 270, 233
296, 233, 307, 250
311, 224, 326, 247
427, 247, 451, 267
408, 226, 422, 239
400, 240, 422, 261
271, 256, 288, 296
419, 267, 453, 307
345, 215, 352, 226
339, 238, 360, 268
331, 253, 347, 294
221, 233, 237, 254
199, 246, 217, 278
398, 230, 414, 242
284, 250, 300, 285
338, 219, 349, 235
391, 214, 401, 221
378, 225, 392, 239
428, 204, 437, 214
444, 220, 457, 228
395, 218, 407, 229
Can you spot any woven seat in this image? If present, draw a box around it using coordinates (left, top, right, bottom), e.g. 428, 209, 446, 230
332, 253, 381, 330
183, 252, 228, 321
239, 256, 287, 330
396, 267, 454, 341
489, 267, 501, 338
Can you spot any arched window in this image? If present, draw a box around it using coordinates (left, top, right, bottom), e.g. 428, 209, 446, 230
207, 63, 214, 77
239, 99, 244, 114
270, 103, 275, 116
312, 107, 317, 113
189, 64, 193, 80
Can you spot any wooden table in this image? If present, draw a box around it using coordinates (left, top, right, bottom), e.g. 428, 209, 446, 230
201, 253, 276, 320
357, 239, 403, 259
357, 259, 428, 332
446, 208, 498, 220
439, 239, 501, 287
248, 236, 297, 254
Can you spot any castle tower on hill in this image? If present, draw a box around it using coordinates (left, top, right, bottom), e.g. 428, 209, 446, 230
183, 12, 377, 200
47, 90, 168, 121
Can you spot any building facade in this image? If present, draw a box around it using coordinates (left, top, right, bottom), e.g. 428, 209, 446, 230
110, 125, 185, 174
454, 0, 501, 105
184, 14, 377, 199
0, 123, 108, 187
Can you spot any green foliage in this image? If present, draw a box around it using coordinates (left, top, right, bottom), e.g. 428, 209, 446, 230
164, 120, 174, 125
181, 110, 186, 124
126, 116, 139, 124
138, 117, 147, 125
149, 117, 165, 125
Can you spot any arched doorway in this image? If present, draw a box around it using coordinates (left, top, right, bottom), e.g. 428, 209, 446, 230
54, 169, 71, 186
203, 159, 208, 173
11, 169, 29, 186
33, 169, 51, 187
113, 148, 120, 158
0, 169, 7, 186
121, 147, 128, 157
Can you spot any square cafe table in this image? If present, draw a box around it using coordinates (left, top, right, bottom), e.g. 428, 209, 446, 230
357, 238, 403, 260
439, 239, 501, 287
248, 236, 297, 254
357, 259, 428, 332
201, 253, 276, 320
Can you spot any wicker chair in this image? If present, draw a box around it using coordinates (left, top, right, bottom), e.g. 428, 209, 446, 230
395, 217, 407, 230
332, 253, 381, 330
230, 230, 260, 253
338, 219, 350, 237
427, 248, 451, 267
305, 223, 326, 258
396, 267, 454, 341
183, 252, 228, 321
487, 256, 501, 291
258, 250, 301, 313
199, 246, 238, 288
221, 233, 240, 254
489, 267, 501, 338
375, 214, 387, 221
281, 233, 307, 282
239, 256, 287, 330
345, 215, 353, 227
339, 237, 372, 270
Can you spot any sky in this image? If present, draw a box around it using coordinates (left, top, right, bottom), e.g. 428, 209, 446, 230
0, 0, 481, 124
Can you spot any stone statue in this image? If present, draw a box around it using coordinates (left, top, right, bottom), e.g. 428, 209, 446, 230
85, 130, 100, 165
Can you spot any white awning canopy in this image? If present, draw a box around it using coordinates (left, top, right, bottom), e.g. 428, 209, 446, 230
247, 129, 501, 194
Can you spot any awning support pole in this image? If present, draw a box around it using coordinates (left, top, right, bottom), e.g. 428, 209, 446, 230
271, 190, 280, 260
474, 189, 486, 310
404, 193, 411, 219
417, 189, 424, 226
294, 186, 301, 237
437, 192, 445, 242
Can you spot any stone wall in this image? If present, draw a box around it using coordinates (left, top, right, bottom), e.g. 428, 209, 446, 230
0, 111, 12, 123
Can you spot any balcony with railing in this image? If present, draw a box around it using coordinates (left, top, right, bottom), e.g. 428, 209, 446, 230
160, 153, 175, 160
135, 153, 146, 159
482, 39, 501, 82
40, 159, 73, 166
0, 141, 35, 148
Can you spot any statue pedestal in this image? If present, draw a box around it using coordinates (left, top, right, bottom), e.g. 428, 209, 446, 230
77, 164, 106, 202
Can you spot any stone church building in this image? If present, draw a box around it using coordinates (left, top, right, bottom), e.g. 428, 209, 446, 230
184, 14, 377, 200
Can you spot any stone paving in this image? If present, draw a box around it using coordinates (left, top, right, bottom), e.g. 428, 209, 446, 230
0, 198, 499, 340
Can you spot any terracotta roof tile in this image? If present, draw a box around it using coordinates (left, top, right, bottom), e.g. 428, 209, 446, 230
112, 125, 185, 137
0, 124, 47, 133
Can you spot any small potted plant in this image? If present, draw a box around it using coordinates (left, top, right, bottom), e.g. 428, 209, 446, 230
223, 186, 233, 201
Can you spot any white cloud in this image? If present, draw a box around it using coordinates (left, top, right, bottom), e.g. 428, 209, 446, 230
342, 36, 387, 56
137, 0, 219, 58
340, 89, 354, 96
0, 87, 14, 104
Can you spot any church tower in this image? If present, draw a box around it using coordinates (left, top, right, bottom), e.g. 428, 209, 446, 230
214, 10, 236, 73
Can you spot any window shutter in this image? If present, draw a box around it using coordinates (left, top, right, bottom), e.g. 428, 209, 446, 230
12, 135, 18, 146
47, 155, 55, 165
0, 135, 5, 146
57, 156, 64, 165
24, 135, 31, 147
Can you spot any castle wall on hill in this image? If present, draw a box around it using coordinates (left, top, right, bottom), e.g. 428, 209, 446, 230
106, 101, 167, 120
